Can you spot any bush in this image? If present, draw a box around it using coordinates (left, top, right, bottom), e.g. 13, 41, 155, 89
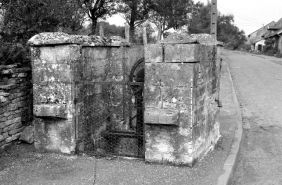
276, 51, 282, 58
263, 45, 278, 56
224, 43, 235, 50
239, 44, 252, 52
0, 42, 30, 66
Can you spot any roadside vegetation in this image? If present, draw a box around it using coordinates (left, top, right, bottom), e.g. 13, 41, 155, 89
262, 38, 282, 58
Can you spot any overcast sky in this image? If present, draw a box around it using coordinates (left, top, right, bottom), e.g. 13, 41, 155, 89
107, 0, 282, 35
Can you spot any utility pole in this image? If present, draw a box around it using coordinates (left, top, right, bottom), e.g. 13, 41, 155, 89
210, 0, 217, 41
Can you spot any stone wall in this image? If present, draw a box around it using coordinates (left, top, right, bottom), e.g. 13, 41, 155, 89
144, 34, 221, 166
0, 64, 32, 151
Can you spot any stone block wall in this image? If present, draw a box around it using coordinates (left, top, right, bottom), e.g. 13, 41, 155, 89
144, 35, 221, 166
0, 64, 32, 151
28, 32, 144, 154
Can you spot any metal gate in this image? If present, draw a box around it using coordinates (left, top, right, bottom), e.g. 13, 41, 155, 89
76, 59, 145, 158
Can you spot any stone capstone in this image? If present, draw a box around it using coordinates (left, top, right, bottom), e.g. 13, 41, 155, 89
28, 32, 130, 47
161, 33, 217, 45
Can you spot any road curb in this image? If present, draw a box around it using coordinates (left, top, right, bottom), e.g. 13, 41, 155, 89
216, 60, 243, 185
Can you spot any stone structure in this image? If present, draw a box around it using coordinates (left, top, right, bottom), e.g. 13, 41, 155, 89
144, 33, 221, 166
0, 64, 32, 151
28, 32, 144, 154
28, 32, 221, 166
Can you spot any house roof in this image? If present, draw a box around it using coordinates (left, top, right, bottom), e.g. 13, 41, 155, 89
264, 17, 282, 39
274, 17, 282, 28
248, 21, 276, 37
247, 21, 276, 45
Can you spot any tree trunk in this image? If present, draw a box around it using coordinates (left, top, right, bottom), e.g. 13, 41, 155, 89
129, 1, 138, 43
129, 22, 135, 43
91, 18, 98, 35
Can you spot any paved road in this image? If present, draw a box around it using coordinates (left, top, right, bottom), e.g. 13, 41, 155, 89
222, 50, 282, 185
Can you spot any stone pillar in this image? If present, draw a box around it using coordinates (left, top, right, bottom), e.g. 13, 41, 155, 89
144, 34, 221, 166
30, 43, 81, 154
28, 32, 134, 154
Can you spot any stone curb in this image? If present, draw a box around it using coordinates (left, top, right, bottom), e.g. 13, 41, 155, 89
216, 60, 243, 185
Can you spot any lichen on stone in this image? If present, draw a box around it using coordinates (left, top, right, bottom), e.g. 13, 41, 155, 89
28, 32, 130, 47
161, 33, 218, 45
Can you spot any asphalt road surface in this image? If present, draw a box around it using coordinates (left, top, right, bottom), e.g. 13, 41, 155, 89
222, 50, 282, 185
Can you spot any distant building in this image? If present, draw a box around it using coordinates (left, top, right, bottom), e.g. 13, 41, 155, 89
247, 21, 276, 52
263, 18, 282, 54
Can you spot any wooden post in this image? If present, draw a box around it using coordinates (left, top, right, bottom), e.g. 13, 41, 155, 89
156, 24, 162, 43
210, 0, 217, 41
99, 21, 104, 37
143, 24, 147, 45
125, 23, 130, 42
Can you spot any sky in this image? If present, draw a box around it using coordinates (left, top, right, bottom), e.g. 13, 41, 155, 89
107, 0, 282, 36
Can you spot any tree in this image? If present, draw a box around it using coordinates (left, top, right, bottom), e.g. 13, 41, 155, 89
0, 0, 85, 42
189, 2, 247, 50
188, 2, 210, 34
117, 0, 153, 42
0, 0, 85, 65
150, 0, 193, 38
77, 0, 117, 34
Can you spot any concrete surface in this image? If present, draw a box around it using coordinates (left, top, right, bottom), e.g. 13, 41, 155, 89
226, 50, 282, 185
0, 49, 243, 185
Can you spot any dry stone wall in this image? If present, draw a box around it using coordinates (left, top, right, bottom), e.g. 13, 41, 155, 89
0, 64, 32, 151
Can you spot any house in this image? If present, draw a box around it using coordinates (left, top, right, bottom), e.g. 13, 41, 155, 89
247, 21, 276, 52
263, 17, 282, 54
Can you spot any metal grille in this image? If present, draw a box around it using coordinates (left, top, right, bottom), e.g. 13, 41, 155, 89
76, 61, 145, 158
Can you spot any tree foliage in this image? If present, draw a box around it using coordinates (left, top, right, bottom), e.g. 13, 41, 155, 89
189, 2, 210, 34
0, 0, 85, 65
82, 22, 125, 37
77, 0, 117, 34
1, 0, 84, 42
117, 0, 152, 41
150, 0, 193, 36
189, 2, 247, 50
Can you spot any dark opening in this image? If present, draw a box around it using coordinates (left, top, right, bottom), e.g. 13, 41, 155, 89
258, 44, 262, 51
129, 59, 145, 158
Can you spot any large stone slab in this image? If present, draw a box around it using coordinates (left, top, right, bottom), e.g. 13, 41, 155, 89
144, 108, 180, 126
34, 104, 67, 119
34, 117, 75, 154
